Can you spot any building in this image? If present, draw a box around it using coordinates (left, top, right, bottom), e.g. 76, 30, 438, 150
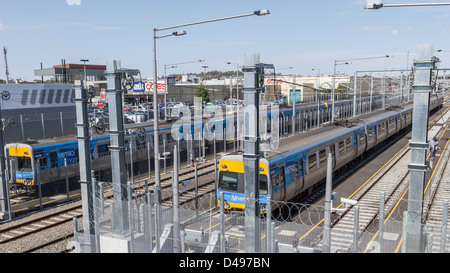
35, 63, 107, 83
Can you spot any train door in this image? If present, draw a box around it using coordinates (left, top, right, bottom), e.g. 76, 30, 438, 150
295, 158, 304, 194
279, 165, 286, 201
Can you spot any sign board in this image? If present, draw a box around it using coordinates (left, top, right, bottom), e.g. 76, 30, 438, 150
166, 77, 176, 86
145, 82, 166, 93
265, 78, 283, 85
133, 81, 145, 92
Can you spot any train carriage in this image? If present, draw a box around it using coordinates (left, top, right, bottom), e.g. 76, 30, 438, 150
217, 95, 441, 211
3, 94, 437, 196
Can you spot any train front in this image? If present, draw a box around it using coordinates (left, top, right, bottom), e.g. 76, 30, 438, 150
217, 155, 270, 212
5, 144, 35, 187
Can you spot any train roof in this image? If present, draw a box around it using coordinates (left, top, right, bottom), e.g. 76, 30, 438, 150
265, 101, 414, 162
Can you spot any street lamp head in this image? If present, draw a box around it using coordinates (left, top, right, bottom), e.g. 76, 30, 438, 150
254, 9, 270, 16
364, 2, 383, 9
172, 30, 187, 36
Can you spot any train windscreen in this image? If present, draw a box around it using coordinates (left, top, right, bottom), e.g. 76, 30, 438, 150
17, 156, 32, 172
219, 172, 268, 195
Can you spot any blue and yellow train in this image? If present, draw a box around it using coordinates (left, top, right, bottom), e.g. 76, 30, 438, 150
217, 94, 443, 211
5, 95, 386, 192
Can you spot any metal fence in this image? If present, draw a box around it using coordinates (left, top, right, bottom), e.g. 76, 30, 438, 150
72, 188, 450, 253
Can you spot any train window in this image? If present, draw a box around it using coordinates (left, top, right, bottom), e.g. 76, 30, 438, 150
38, 157, 48, 168
298, 159, 303, 177
368, 128, 373, 139
166, 133, 174, 143
319, 149, 327, 165
49, 152, 58, 167
271, 172, 279, 189
346, 138, 352, 150
308, 153, 317, 170
98, 144, 110, 156
359, 132, 365, 144
339, 141, 345, 156
17, 157, 32, 172
219, 172, 238, 192
279, 167, 285, 186
295, 161, 299, 178
259, 175, 268, 195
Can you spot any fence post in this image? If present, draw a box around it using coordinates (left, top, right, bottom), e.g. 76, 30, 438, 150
353, 205, 359, 253
127, 182, 134, 253
64, 158, 70, 201
266, 197, 272, 253
154, 185, 161, 253
323, 153, 333, 253
172, 145, 181, 253
146, 191, 154, 252
220, 192, 225, 253
441, 199, 448, 253
379, 191, 385, 253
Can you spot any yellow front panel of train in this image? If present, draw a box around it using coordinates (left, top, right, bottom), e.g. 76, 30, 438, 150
8, 147, 31, 157
219, 160, 268, 175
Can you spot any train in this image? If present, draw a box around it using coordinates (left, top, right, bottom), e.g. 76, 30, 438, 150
5, 95, 386, 193
217, 94, 443, 212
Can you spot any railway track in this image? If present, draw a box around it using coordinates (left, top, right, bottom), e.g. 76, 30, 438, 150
306, 104, 450, 252
0, 160, 218, 253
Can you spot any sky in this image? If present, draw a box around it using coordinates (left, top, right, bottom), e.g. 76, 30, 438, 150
1, 0, 450, 81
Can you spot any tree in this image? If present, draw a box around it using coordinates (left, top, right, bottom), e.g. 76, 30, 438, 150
194, 83, 210, 103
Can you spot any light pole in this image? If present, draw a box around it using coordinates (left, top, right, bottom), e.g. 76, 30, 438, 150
365, 2, 445, 252
365, 1, 450, 9
227, 62, 240, 101
80, 59, 89, 87
152, 9, 270, 243
312, 68, 321, 126
333, 55, 390, 121
164, 59, 205, 121
332, 61, 349, 123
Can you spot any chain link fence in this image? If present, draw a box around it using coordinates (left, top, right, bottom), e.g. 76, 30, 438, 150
72, 189, 450, 253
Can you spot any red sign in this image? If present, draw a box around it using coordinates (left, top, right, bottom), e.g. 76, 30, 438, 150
145, 82, 166, 92
265, 78, 283, 85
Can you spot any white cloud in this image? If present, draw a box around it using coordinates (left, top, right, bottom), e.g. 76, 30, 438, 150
66, 0, 81, 6
362, 25, 383, 31
0, 23, 4, 30
392, 29, 398, 36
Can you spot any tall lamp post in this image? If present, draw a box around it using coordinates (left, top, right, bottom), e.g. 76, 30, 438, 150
365, 1, 447, 252
152, 9, 270, 242
365, 1, 450, 9
164, 59, 205, 121
227, 62, 240, 102
332, 55, 390, 122
80, 59, 89, 87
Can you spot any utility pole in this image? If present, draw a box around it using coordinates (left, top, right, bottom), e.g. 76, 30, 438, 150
242, 52, 273, 253
2, 46, 9, 84
74, 80, 96, 252
105, 60, 129, 235
405, 43, 438, 252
